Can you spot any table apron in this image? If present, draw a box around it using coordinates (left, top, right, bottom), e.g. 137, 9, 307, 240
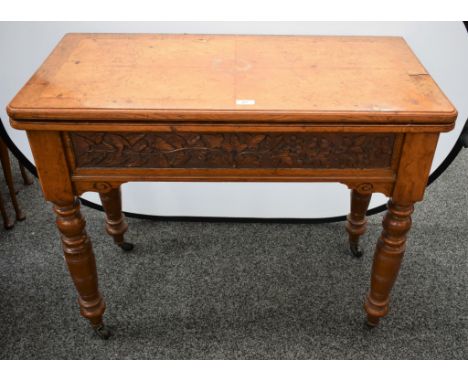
66, 131, 401, 173
71, 168, 395, 196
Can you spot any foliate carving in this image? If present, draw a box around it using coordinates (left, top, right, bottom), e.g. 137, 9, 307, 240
70, 132, 395, 169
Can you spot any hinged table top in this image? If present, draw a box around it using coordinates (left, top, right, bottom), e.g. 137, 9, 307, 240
8, 33, 457, 125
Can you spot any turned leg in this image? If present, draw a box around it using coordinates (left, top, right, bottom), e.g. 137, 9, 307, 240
99, 187, 133, 251
0, 139, 25, 221
53, 198, 111, 339
346, 189, 372, 257
19, 162, 34, 185
365, 199, 414, 327
0, 190, 14, 229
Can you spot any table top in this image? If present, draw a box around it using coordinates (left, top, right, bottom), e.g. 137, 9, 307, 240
8, 33, 457, 125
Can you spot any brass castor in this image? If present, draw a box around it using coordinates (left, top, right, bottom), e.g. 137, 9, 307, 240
93, 324, 112, 339
118, 242, 134, 251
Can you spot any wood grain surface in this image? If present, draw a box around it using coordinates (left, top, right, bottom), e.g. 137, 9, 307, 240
8, 34, 457, 125
70, 131, 395, 169
7, 33, 459, 334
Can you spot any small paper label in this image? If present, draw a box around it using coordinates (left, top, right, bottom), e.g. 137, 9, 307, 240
236, 99, 256, 105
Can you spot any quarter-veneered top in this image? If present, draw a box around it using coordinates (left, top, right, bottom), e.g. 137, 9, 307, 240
7, 33, 457, 125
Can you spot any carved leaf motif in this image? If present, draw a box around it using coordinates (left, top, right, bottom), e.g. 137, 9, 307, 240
154, 136, 175, 151
246, 134, 266, 149
80, 151, 108, 166
70, 131, 395, 169
201, 134, 224, 149
129, 135, 150, 153
103, 134, 127, 153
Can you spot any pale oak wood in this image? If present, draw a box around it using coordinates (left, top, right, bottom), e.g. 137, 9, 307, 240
346, 189, 372, 257
7, 34, 458, 337
99, 187, 133, 251
8, 34, 456, 125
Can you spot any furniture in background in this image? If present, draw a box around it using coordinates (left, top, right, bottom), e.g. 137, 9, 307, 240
7, 34, 457, 338
0, 136, 33, 229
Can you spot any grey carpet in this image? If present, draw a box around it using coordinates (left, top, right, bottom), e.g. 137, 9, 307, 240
0, 151, 467, 360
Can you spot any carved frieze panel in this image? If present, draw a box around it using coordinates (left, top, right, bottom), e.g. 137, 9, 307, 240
70, 132, 395, 169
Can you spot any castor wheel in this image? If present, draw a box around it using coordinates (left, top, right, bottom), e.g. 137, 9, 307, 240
349, 243, 363, 258
118, 241, 134, 251
93, 324, 112, 339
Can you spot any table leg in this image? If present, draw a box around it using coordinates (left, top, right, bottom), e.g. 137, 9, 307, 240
99, 187, 133, 251
365, 199, 414, 327
19, 162, 34, 185
0, 139, 25, 221
0, 190, 14, 229
53, 198, 111, 339
346, 189, 372, 257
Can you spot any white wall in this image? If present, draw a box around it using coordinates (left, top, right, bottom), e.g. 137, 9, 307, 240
1, 22, 466, 218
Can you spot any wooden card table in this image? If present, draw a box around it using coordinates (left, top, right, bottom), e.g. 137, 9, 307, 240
7, 34, 457, 338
